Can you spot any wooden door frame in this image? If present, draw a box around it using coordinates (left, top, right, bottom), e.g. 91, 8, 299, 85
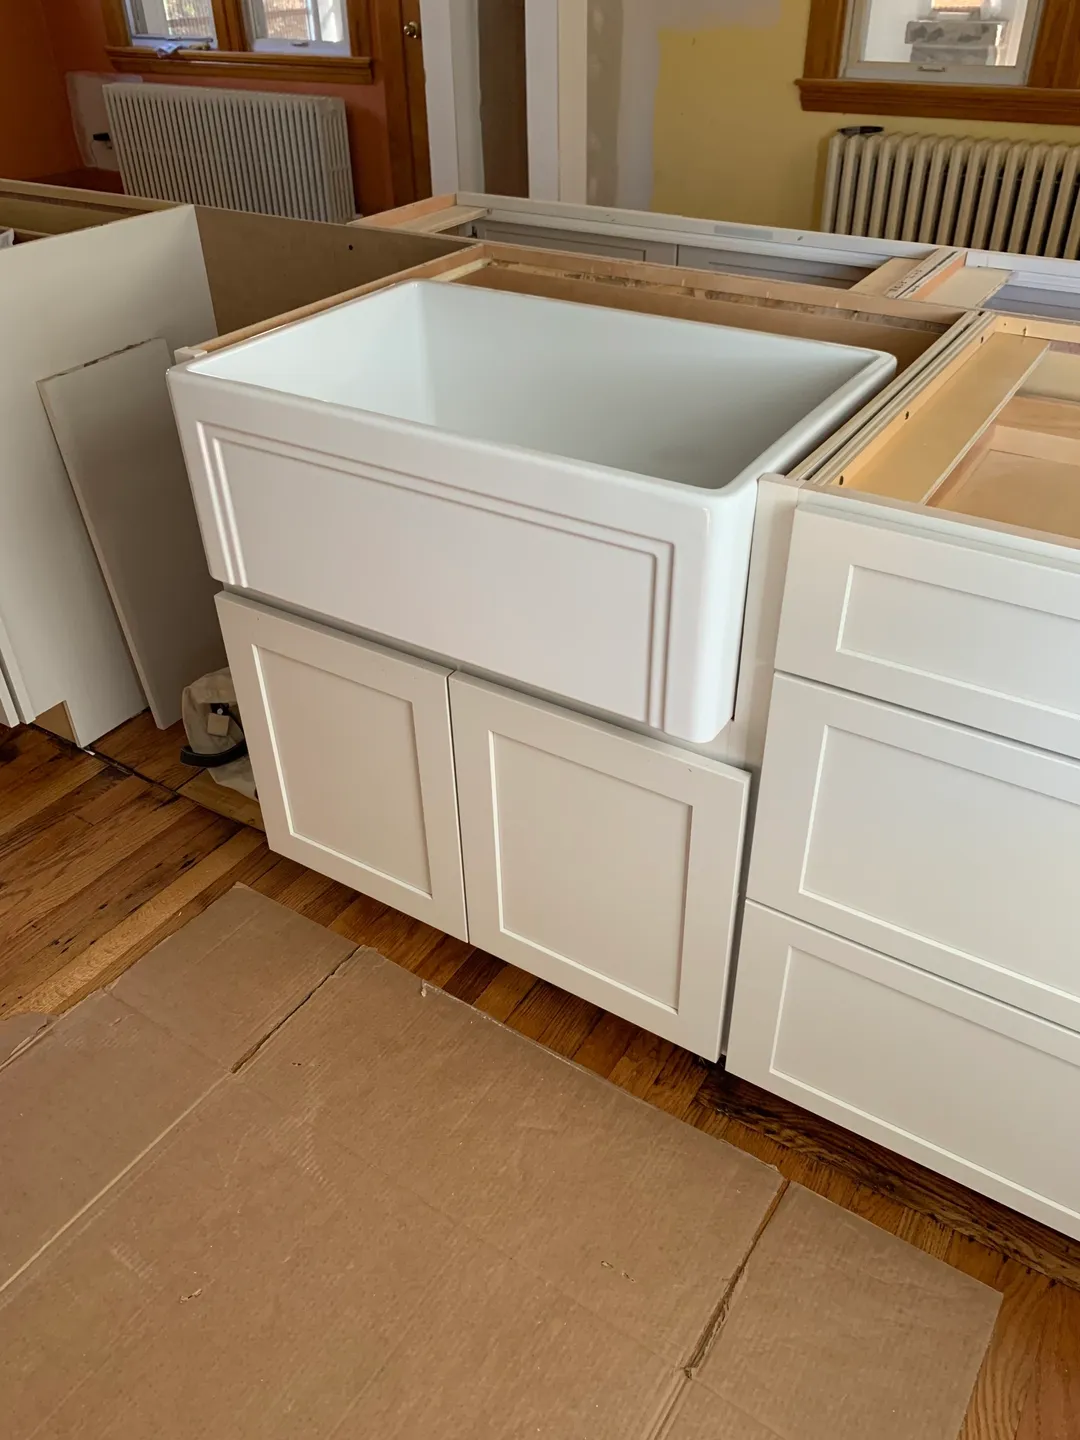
372, 0, 433, 205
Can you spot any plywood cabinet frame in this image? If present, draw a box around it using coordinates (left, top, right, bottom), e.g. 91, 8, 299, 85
804, 310, 1080, 551
186, 240, 965, 355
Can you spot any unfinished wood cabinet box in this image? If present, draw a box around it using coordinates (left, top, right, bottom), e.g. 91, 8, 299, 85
729, 310, 1080, 1239
357, 191, 965, 294
363, 193, 1080, 331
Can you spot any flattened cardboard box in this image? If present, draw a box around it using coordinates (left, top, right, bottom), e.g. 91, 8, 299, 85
0, 886, 1000, 1439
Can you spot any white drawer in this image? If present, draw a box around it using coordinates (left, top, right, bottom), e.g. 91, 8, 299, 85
776, 505, 1080, 758
727, 903, 1080, 1239
749, 674, 1080, 1030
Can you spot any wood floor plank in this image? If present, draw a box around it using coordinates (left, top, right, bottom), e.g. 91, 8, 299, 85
89, 711, 194, 791
177, 772, 264, 831
572, 1011, 641, 1079
410, 932, 476, 990
701, 1065, 1080, 1289
0, 728, 57, 792
14, 827, 267, 1014
0, 780, 198, 936
503, 980, 602, 1058
441, 950, 506, 1007
1014, 1284, 1080, 1440
0, 767, 123, 863
643, 1046, 711, 1120
327, 892, 391, 946
0, 804, 238, 1014
961, 1265, 1054, 1440
607, 1029, 681, 1100
472, 962, 539, 1022
0, 751, 104, 842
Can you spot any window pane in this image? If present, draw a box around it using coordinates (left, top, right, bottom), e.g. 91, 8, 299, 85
244, 0, 347, 46
126, 0, 217, 43
847, 0, 1040, 73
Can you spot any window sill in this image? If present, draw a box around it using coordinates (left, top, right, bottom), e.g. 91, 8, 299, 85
106, 44, 373, 85
798, 77, 1080, 125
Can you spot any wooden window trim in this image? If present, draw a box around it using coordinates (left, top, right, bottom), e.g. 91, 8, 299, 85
102, 0, 374, 84
801, 0, 1080, 125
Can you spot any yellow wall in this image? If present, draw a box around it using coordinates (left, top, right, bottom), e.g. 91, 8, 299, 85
651, 0, 1080, 228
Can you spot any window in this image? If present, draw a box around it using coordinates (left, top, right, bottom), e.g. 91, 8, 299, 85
243, 0, 349, 54
843, 0, 1043, 84
103, 0, 371, 80
126, 0, 218, 47
802, 0, 1080, 123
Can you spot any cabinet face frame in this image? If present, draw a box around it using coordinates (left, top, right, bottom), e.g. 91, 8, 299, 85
218, 593, 468, 940
450, 673, 750, 1061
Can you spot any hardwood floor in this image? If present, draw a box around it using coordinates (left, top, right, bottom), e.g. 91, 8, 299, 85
2, 713, 1078, 1440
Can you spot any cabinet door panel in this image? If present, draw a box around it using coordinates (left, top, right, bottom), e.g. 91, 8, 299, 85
749, 673, 1080, 1028
218, 595, 467, 939
728, 903, 1080, 1240
450, 675, 749, 1059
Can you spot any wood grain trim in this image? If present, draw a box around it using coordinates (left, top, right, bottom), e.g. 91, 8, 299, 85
803, 0, 849, 79
211, 0, 244, 52
353, 194, 458, 228
100, 0, 131, 47
798, 76, 1080, 124
1028, 0, 1080, 89
106, 45, 374, 82
370, 0, 420, 206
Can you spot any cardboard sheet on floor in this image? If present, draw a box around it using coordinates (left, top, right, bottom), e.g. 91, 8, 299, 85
0, 886, 1001, 1440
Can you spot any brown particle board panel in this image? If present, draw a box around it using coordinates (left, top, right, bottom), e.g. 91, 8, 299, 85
193, 206, 472, 337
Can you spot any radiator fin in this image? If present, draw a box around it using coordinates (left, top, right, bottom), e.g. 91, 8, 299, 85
822, 130, 1080, 259
103, 83, 355, 223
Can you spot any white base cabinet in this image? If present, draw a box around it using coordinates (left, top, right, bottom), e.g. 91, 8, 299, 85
219, 594, 750, 1059
219, 594, 468, 940
451, 676, 750, 1059
728, 902, 1080, 1241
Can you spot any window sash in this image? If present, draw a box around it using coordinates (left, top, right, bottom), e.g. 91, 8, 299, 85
842, 0, 1045, 87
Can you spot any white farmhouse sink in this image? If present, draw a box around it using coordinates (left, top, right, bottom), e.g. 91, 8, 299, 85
169, 280, 894, 741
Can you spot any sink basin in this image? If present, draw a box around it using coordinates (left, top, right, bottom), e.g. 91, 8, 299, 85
170, 279, 895, 741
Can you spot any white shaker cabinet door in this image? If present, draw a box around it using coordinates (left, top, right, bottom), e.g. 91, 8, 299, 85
450, 674, 750, 1060
218, 594, 467, 940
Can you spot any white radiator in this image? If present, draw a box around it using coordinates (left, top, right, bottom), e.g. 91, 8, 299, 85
103, 83, 355, 222
821, 130, 1080, 258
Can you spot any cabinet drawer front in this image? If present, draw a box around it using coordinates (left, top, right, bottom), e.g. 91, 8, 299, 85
728, 904, 1080, 1239
776, 505, 1080, 757
218, 594, 467, 940
749, 675, 1080, 1028
450, 675, 750, 1060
